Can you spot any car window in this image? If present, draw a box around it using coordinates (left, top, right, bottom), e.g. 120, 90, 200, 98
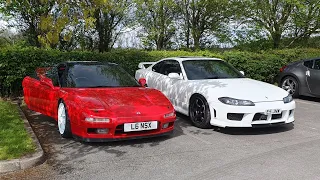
159, 60, 182, 76
182, 60, 244, 80
152, 61, 165, 73
313, 59, 320, 70
28, 71, 39, 80
45, 67, 59, 86
304, 60, 314, 69
65, 63, 140, 88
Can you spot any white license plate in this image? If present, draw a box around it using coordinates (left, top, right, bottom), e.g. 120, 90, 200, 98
124, 121, 158, 132
265, 109, 281, 115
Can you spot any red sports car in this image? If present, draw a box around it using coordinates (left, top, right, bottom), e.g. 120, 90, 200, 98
22, 61, 176, 142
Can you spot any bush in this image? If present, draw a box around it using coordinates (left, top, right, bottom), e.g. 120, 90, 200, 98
0, 47, 320, 97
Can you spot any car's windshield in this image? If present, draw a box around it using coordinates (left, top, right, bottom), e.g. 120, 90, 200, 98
65, 63, 140, 88
182, 60, 244, 80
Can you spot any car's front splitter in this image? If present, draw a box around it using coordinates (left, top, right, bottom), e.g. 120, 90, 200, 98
73, 129, 174, 142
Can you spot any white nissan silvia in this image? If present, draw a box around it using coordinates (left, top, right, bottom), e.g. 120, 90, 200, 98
135, 57, 295, 128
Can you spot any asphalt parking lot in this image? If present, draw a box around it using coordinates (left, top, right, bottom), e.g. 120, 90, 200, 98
1, 97, 320, 180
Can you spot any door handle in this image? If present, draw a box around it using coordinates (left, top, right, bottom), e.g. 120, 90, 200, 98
306, 70, 310, 77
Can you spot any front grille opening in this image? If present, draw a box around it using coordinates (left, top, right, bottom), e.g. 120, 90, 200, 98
289, 110, 293, 115
87, 128, 96, 134
253, 113, 268, 121
271, 113, 283, 120
227, 113, 244, 121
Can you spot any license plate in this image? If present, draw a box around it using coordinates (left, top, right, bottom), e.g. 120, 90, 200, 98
265, 109, 281, 115
124, 121, 158, 132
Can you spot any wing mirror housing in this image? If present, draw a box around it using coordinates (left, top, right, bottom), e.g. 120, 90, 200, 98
138, 78, 147, 87
168, 73, 182, 80
240, 71, 245, 75
40, 76, 54, 89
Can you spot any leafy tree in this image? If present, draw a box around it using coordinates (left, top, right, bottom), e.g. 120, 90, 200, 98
287, 0, 320, 47
0, 0, 58, 47
135, 0, 178, 50
178, 0, 231, 50
84, 0, 132, 52
237, 0, 298, 49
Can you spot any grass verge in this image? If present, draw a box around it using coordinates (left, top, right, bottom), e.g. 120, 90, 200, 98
0, 100, 35, 160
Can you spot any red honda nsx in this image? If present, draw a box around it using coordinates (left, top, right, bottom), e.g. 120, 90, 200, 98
22, 61, 176, 142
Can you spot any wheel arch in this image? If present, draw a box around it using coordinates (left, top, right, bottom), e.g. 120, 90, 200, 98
280, 74, 302, 91
188, 93, 208, 114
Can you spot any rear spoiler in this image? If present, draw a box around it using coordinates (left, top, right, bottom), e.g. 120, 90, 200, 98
138, 62, 155, 69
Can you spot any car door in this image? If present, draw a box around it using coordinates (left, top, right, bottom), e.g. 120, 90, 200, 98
306, 59, 320, 96
158, 60, 183, 96
22, 71, 42, 111
37, 67, 60, 117
145, 61, 166, 90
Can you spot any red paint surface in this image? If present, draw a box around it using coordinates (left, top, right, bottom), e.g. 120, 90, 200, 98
22, 75, 175, 140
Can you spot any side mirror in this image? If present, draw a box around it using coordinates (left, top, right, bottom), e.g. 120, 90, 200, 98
168, 73, 182, 80
138, 78, 147, 87
40, 76, 54, 89
240, 71, 245, 75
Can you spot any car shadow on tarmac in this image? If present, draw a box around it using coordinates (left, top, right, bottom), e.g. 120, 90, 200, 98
176, 112, 294, 136
298, 96, 320, 103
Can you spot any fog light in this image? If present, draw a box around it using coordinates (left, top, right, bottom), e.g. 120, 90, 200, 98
96, 128, 109, 134
162, 123, 169, 129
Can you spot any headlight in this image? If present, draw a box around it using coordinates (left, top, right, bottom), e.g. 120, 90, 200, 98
164, 112, 175, 118
85, 117, 110, 123
218, 97, 255, 106
283, 95, 293, 103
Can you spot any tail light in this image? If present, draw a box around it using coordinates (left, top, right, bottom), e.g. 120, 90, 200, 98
280, 65, 287, 72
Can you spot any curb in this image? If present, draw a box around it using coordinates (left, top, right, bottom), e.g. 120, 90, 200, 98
0, 101, 45, 173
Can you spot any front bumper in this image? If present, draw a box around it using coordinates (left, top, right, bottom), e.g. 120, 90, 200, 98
73, 130, 173, 142
209, 100, 295, 127
70, 116, 175, 141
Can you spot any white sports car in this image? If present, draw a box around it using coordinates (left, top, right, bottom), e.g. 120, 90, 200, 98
135, 57, 295, 128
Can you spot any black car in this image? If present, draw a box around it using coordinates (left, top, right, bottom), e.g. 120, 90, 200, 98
278, 58, 320, 98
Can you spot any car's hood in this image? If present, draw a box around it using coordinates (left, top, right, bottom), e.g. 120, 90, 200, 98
64, 87, 172, 117
190, 78, 289, 102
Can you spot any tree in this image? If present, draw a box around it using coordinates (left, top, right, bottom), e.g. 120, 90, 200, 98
135, 0, 178, 50
288, 0, 320, 46
237, 0, 298, 49
84, 0, 132, 52
178, 0, 231, 50
0, 0, 58, 47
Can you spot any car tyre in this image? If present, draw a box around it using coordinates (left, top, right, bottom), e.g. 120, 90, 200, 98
281, 76, 299, 98
189, 94, 212, 129
57, 101, 72, 138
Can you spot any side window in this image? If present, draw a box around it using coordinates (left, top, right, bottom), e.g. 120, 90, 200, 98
314, 60, 320, 70
152, 61, 165, 73
29, 71, 39, 80
160, 60, 182, 76
304, 60, 314, 69
45, 67, 59, 87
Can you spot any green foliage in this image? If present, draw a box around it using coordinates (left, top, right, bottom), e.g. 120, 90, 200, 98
0, 100, 35, 160
135, 0, 178, 50
1, 48, 320, 97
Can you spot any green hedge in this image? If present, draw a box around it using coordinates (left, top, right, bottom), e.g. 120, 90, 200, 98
1, 47, 320, 97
